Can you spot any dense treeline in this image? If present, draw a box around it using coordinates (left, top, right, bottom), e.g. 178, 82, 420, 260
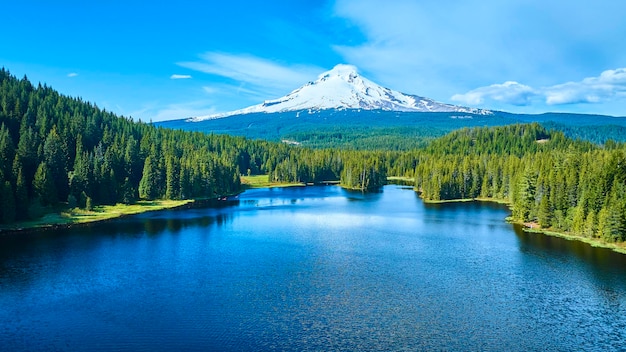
397, 124, 626, 243
3, 68, 624, 244
541, 122, 626, 145
0, 69, 248, 223
0, 69, 387, 224
282, 126, 438, 150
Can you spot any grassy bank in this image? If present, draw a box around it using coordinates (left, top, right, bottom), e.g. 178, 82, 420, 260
514, 223, 626, 255
241, 175, 305, 189
1, 174, 300, 233
0, 200, 192, 233
422, 198, 476, 204
387, 176, 414, 184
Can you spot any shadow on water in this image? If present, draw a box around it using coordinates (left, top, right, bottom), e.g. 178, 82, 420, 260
344, 188, 384, 202
2, 185, 626, 351
513, 223, 626, 288
422, 199, 510, 212
0, 200, 239, 285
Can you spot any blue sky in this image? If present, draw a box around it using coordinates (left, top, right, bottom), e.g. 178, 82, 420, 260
2, 0, 625, 121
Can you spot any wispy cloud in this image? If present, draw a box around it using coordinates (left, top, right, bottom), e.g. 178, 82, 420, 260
67, 72, 78, 78
452, 82, 537, 106
126, 100, 218, 122
178, 52, 324, 97
170, 74, 192, 79
202, 86, 218, 94
452, 68, 626, 107
331, 0, 626, 104
331, 0, 519, 95
202, 83, 265, 99
543, 68, 626, 105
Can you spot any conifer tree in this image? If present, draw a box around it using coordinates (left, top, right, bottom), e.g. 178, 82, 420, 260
33, 162, 56, 205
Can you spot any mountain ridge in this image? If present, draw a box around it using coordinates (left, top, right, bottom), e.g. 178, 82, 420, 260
190, 64, 492, 121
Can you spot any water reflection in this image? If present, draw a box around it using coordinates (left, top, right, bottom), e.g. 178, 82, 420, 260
513, 224, 626, 269
0, 203, 238, 287
1, 186, 625, 351
344, 188, 383, 202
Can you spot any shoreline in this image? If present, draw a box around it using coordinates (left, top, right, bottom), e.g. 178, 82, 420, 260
3, 182, 625, 255
0, 174, 314, 236
419, 192, 626, 255
0, 199, 195, 236
0, 194, 247, 237
515, 224, 626, 255
240, 174, 306, 189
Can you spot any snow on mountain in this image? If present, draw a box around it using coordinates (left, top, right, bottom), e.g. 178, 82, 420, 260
190, 64, 491, 121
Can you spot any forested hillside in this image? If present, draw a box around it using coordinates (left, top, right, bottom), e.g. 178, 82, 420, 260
158, 108, 626, 151
2, 69, 624, 245
0, 69, 388, 224
0, 69, 249, 223
395, 124, 626, 243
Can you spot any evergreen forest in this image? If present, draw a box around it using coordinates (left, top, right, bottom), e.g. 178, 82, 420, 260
1, 69, 625, 245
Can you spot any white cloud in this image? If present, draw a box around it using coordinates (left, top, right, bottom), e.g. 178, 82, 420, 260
170, 74, 192, 79
544, 68, 626, 105
452, 68, 626, 107
452, 81, 536, 106
123, 101, 218, 122
331, 0, 626, 106
202, 86, 218, 94
67, 72, 78, 77
331, 0, 525, 95
178, 52, 324, 97
152, 103, 217, 122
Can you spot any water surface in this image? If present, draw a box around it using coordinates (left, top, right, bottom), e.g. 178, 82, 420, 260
1, 185, 625, 351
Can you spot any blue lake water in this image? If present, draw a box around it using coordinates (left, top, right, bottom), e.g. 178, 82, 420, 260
1, 185, 625, 351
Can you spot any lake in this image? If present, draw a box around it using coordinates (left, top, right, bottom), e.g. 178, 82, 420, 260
1, 185, 625, 351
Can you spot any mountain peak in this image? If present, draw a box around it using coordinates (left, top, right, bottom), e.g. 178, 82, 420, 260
322, 64, 359, 78
191, 64, 491, 120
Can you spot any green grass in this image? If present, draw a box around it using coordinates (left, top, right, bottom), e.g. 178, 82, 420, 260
241, 175, 305, 189
520, 225, 626, 255
421, 198, 476, 204
0, 200, 192, 232
387, 176, 414, 183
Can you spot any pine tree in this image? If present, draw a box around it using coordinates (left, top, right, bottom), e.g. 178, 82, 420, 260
138, 156, 158, 199
33, 162, 56, 205
514, 168, 537, 222
571, 205, 586, 234
538, 196, 552, 228
0, 124, 15, 179
584, 210, 597, 238
165, 155, 180, 199
14, 165, 28, 220
1, 181, 16, 223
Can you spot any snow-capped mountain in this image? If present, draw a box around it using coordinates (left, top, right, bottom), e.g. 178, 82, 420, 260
190, 64, 491, 121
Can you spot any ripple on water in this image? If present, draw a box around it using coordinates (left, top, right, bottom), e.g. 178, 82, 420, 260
1, 186, 625, 351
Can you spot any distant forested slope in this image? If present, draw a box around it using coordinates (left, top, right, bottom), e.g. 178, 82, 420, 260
158, 109, 626, 150
2, 68, 624, 245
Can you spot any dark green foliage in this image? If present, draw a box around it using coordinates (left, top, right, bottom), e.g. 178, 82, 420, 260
542, 122, 626, 145
340, 152, 387, 190
138, 156, 159, 200
281, 126, 438, 150
0, 69, 244, 222
3, 66, 625, 245
0, 181, 16, 223
33, 162, 56, 206
157, 109, 626, 151
402, 124, 626, 242
0, 68, 392, 224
